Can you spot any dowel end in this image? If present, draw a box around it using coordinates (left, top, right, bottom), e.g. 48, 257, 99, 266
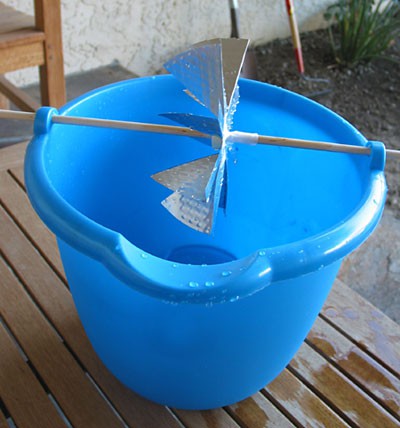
34, 107, 58, 136
367, 141, 386, 171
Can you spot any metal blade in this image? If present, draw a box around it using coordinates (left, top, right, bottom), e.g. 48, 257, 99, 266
220, 38, 249, 109
164, 39, 224, 122
164, 38, 249, 128
151, 155, 218, 192
155, 38, 247, 233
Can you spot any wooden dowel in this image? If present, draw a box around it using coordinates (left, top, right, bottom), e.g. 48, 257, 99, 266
0, 108, 399, 159
51, 115, 206, 138
256, 134, 371, 155
386, 149, 400, 160
0, 109, 36, 121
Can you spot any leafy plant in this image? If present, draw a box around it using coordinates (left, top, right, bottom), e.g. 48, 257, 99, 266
324, 0, 400, 67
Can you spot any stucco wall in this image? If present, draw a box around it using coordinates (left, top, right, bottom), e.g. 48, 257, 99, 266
6, 0, 335, 86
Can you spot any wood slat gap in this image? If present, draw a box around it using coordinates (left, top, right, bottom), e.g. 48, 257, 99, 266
172, 406, 241, 428
220, 406, 249, 428
8, 167, 26, 191
0, 317, 67, 428
0, 245, 68, 350
225, 391, 297, 428
25, 359, 53, 395
0, 408, 9, 428
2, 246, 94, 388
323, 280, 400, 376
1, 206, 183, 428
166, 409, 192, 428
85, 372, 130, 428
9, 165, 25, 186
0, 399, 10, 422
260, 387, 309, 428
288, 340, 400, 428
0, 316, 28, 362
225, 397, 296, 428
2, 168, 67, 282
1, 255, 75, 372
0, 192, 68, 288
318, 312, 400, 381
304, 336, 400, 422
47, 394, 73, 428
285, 364, 358, 428
164, 408, 188, 428
0, 257, 126, 427
0, 141, 27, 171
262, 368, 351, 428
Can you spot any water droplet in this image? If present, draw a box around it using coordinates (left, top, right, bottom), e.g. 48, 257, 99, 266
298, 249, 304, 254
201, 264, 208, 267
230, 296, 240, 302
221, 271, 232, 277
188, 281, 199, 288
205, 281, 215, 287
258, 250, 266, 256
141, 253, 148, 259
171, 263, 178, 268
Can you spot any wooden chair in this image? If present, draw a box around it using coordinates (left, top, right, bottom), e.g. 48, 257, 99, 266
0, 0, 66, 111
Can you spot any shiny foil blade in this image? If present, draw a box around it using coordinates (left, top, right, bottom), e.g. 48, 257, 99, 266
164, 39, 225, 126
152, 155, 218, 192
152, 155, 218, 234
154, 38, 248, 233
162, 188, 215, 234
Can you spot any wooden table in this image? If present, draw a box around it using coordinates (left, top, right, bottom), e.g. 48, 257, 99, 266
1, 142, 400, 428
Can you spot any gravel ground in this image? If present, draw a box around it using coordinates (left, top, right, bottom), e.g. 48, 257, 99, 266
254, 29, 400, 216
254, 31, 400, 322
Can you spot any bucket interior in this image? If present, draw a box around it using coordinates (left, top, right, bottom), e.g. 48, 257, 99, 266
43, 77, 371, 265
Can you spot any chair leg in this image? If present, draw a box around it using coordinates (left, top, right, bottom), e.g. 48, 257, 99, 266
35, 0, 66, 107
0, 75, 40, 112
0, 92, 10, 110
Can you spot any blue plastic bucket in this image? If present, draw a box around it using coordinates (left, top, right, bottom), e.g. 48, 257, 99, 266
25, 75, 386, 410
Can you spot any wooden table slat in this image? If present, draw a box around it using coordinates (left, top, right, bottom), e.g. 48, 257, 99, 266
0, 321, 67, 428
322, 279, 400, 375
0, 170, 65, 277
0, 191, 184, 427
0, 408, 9, 428
308, 316, 400, 418
228, 392, 296, 428
174, 408, 240, 428
289, 342, 400, 427
264, 368, 350, 428
2, 143, 400, 427
10, 163, 25, 185
0, 257, 126, 428
0, 141, 27, 171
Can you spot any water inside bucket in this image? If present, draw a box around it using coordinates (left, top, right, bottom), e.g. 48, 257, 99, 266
167, 245, 236, 264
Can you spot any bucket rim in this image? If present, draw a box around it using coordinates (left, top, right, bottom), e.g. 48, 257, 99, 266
24, 75, 387, 303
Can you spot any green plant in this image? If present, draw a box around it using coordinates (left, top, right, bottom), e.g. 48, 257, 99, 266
324, 0, 400, 67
